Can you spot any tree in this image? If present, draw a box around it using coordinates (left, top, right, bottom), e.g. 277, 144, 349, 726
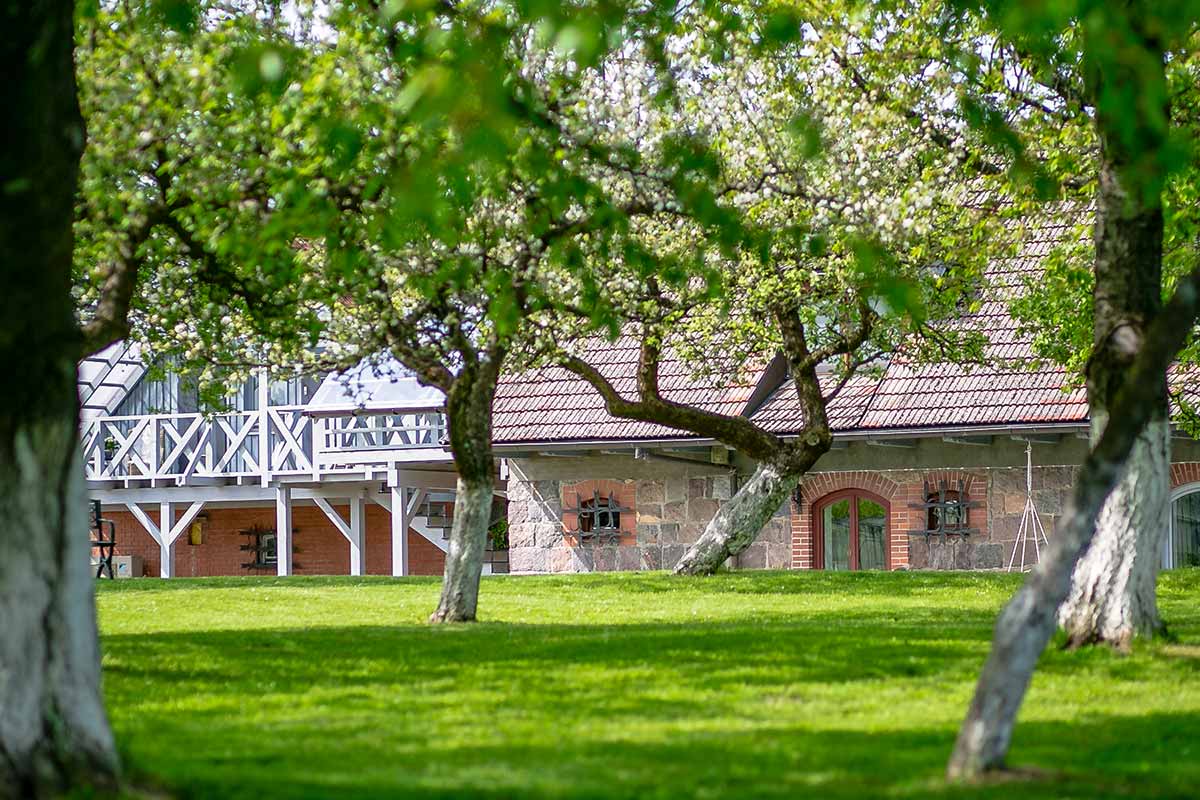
0, 1, 120, 795
945, 0, 1200, 775
553, 3, 995, 574
73, 0, 734, 620
795, 0, 1195, 646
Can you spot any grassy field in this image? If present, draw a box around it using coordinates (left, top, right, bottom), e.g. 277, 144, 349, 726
95, 570, 1200, 799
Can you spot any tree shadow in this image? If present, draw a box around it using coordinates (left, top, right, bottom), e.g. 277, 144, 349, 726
100, 612, 1198, 800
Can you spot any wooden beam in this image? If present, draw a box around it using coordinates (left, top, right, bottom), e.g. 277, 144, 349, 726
159, 502, 174, 578
391, 485, 409, 577
313, 497, 351, 541
1010, 433, 1062, 445
866, 438, 918, 449
165, 501, 205, 547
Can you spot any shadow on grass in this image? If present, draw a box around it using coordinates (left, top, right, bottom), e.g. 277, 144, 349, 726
94, 570, 1200, 799
101, 615, 1198, 800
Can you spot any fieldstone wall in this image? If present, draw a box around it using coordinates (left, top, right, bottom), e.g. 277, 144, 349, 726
982, 464, 1076, 570
793, 464, 1076, 571
507, 464, 791, 573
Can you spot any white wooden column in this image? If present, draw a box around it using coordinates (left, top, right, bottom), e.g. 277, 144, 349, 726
257, 368, 270, 486
391, 485, 409, 577
275, 486, 293, 576
349, 495, 366, 576
159, 501, 174, 578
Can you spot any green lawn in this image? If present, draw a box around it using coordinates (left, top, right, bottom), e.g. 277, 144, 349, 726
96, 570, 1200, 799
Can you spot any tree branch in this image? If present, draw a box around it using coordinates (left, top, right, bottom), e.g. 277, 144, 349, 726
78, 204, 165, 357
559, 346, 786, 464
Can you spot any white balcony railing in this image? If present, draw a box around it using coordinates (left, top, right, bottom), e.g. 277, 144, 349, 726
81, 407, 448, 485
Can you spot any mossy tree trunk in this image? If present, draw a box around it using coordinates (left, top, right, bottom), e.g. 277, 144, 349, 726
0, 1, 121, 794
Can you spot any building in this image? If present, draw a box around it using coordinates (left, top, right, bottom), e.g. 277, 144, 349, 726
82, 219, 1200, 577
80, 350, 474, 578
490, 219, 1200, 574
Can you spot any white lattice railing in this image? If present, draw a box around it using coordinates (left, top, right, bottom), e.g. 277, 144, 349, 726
81, 406, 313, 484
81, 407, 448, 484
317, 412, 445, 452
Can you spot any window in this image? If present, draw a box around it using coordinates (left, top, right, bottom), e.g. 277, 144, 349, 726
814, 490, 889, 570
563, 487, 632, 544
915, 479, 979, 536
927, 490, 968, 533
579, 496, 621, 534
1168, 489, 1200, 568
260, 532, 278, 566
240, 525, 278, 570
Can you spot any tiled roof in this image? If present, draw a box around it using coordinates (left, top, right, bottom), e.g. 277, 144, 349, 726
493, 337, 762, 444
749, 216, 1090, 433
494, 214, 1094, 446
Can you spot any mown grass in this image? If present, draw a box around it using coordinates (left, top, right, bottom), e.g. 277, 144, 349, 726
95, 569, 1200, 799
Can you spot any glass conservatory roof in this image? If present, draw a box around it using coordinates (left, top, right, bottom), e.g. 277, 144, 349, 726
306, 355, 445, 416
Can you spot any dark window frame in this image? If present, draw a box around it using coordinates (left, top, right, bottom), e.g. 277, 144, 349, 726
927, 489, 968, 533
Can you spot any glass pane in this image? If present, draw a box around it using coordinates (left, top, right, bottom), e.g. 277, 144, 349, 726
858, 498, 887, 570
1171, 493, 1200, 568
823, 499, 851, 571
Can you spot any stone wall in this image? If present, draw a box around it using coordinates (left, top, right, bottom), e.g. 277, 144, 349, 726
506, 458, 790, 573
506, 448, 1200, 573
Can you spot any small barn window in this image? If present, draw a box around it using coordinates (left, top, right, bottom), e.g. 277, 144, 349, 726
579, 496, 621, 534
240, 525, 278, 570
563, 488, 632, 543
927, 490, 968, 532
911, 479, 980, 537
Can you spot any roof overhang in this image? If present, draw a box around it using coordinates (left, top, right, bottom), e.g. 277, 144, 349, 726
495, 420, 1094, 456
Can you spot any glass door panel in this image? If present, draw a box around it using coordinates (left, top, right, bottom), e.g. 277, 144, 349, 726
857, 498, 887, 570
823, 499, 851, 571
1171, 492, 1200, 568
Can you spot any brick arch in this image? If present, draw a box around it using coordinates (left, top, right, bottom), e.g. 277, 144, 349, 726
792, 471, 904, 570
1170, 462, 1200, 489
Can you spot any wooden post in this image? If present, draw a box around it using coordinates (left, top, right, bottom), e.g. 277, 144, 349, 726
275, 485, 292, 576
349, 494, 365, 576
158, 501, 173, 578
391, 485, 409, 577
257, 368, 270, 486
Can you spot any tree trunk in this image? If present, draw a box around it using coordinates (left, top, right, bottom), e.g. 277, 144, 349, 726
0, 416, 120, 798
947, 366, 1178, 778
429, 356, 501, 624
1058, 416, 1169, 648
949, 15, 1178, 771
0, 1, 122, 795
673, 462, 800, 575
1060, 45, 1168, 647
429, 477, 494, 623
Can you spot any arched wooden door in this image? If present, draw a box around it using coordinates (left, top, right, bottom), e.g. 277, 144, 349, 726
814, 489, 890, 570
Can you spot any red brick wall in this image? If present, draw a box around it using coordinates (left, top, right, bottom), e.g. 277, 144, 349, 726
1171, 462, 1200, 489
791, 469, 989, 571
102, 503, 445, 578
